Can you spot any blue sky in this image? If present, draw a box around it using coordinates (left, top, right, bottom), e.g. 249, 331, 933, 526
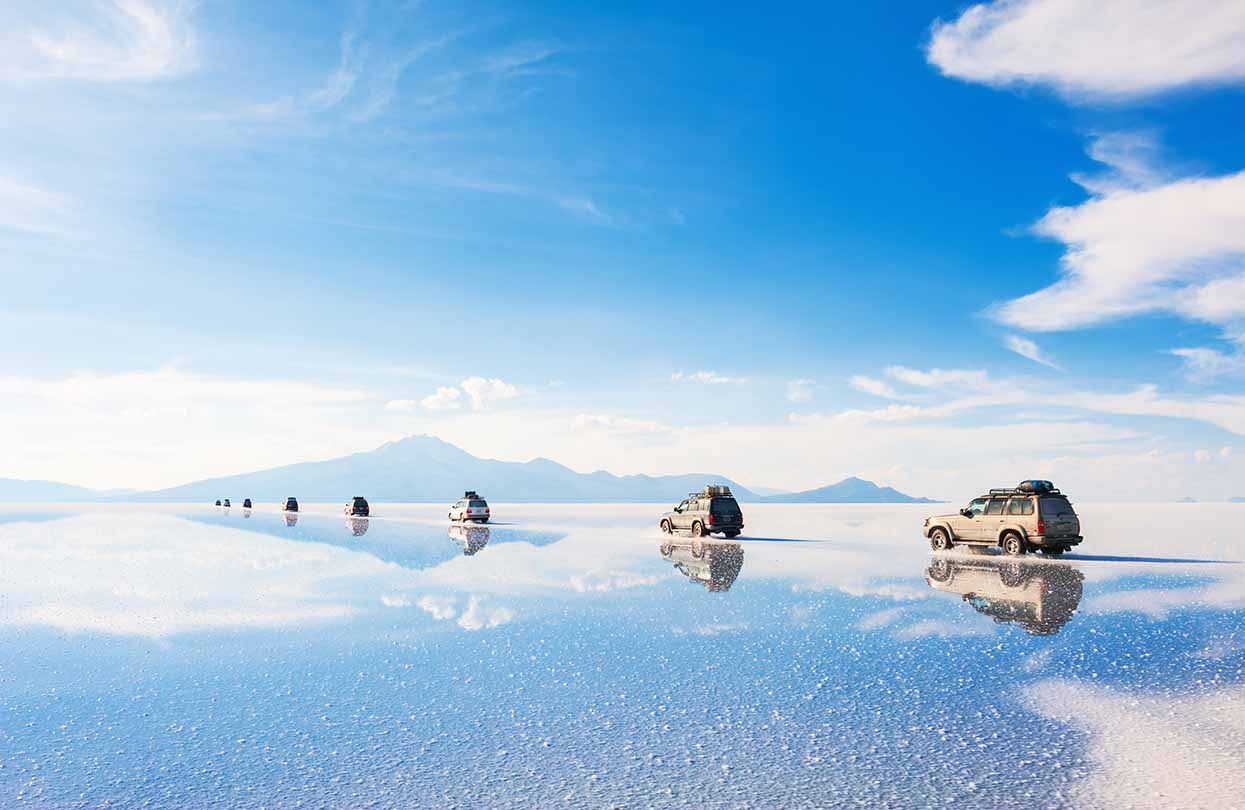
2, 0, 1245, 497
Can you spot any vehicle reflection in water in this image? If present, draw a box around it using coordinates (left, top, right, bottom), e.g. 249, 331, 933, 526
284, 512, 298, 527
926, 555, 1085, 635
660, 539, 744, 592
242, 508, 252, 519
347, 517, 369, 537
448, 523, 490, 555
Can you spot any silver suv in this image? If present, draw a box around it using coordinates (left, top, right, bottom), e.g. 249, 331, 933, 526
923, 480, 1082, 556
660, 485, 744, 538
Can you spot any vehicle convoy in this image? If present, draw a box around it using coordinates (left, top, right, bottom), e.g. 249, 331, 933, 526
660, 485, 744, 538
659, 539, 744, 592
283, 497, 299, 513
926, 556, 1085, 636
449, 491, 490, 523
345, 496, 370, 517
923, 480, 1082, 556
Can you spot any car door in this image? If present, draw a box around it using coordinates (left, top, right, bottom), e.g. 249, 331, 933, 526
956, 497, 988, 540
982, 497, 1007, 542
673, 500, 692, 531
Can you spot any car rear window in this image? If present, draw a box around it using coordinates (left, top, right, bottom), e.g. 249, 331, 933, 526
710, 498, 740, 516
1039, 496, 1075, 516
469, 500, 487, 507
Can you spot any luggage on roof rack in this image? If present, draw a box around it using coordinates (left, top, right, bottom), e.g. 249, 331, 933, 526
463, 490, 479, 499
1017, 480, 1054, 494
703, 485, 732, 497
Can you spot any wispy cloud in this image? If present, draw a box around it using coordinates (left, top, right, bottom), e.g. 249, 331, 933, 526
785, 379, 814, 402
990, 134, 1245, 347
0, 174, 77, 237
1168, 347, 1245, 382
2, 0, 197, 83
1003, 334, 1061, 369
461, 377, 518, 410
671, 370, 749, 385
849, 375, 903, 400
926, 0, 1245, 100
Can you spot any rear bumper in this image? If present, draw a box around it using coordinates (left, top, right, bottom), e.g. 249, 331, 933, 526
1031, 534, 1082, 547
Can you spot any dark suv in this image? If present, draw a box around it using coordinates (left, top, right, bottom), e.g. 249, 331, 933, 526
345, 496, 370, 517
283, 497, 299, 513
660, 485, 744, 538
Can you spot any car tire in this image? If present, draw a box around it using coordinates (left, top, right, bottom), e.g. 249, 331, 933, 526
1001, 532, 1026, 556
691, 521, 705, 538
660, 542, 674, 556
1000, 561, 1027, 587
927, 558, 952, 582
929, 527, 951, 551
660, 519, 672, 534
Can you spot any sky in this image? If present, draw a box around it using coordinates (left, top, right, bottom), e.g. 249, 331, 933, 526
2, 0, 1245, 499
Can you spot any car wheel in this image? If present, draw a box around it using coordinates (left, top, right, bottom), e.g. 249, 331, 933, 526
1000, 561, 1027, 587
691, 521, 705, 538
927, 558, 952, 582
929, 527, 951, 551
1002, 532, 1026, 556
660, 519, 672, 534
660, 542, 674, 556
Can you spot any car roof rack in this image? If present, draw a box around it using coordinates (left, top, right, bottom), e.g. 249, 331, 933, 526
988, 487, 1062, 496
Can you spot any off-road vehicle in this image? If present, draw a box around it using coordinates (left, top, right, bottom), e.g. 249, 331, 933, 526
449, 491, 490, 523
222, 498, 231, 508
242, 498, 252, 509
926, 556, 1085, 635
449, 523, 490, 555
659, 539, 744, 592
345, 496, 370, 517
923, 480, 1081, 556
283, 497, 299, 513
659, 485, 744, 538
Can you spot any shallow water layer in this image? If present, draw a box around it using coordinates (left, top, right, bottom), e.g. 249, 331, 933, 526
1, 503, 1242, 809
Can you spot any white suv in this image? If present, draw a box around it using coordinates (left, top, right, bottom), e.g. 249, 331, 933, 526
449, 491, 490, 523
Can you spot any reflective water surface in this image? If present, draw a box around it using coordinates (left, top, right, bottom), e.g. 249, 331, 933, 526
1, 503, 1242, 809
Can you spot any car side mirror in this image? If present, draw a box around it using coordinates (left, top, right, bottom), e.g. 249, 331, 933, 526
960, 508, 972, 517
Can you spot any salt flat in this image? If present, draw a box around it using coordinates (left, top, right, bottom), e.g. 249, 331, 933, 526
1, 503, 1242, 808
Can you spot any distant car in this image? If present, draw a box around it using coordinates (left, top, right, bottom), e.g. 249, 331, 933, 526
449, 491, 490, 523
448, 523, 490, 555
660, 485, 743, 538
223, 498, 231, 508
215, 500, 221, 506
659, 539, 744, 592
283, 497, 299, 513
242, 498, 252, 509
923, 480, 1082, 556
345, 496, 369, 517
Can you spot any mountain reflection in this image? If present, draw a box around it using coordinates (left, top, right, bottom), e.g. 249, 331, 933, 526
347, 517, 369, 536
660, 539, 744, 592
926, 555, 1084, 635
448, 523, 490, 555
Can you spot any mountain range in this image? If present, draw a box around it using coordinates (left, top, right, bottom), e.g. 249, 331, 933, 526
1, 435, 934, 504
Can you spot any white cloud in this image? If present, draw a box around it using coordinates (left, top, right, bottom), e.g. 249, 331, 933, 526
1003, 333, 1061, 369
927, 0, 1245, 100
849, 375, 904, 400
0, 174, 77, 237
571, 413, 670, 442
992, 135, 1245, 342
380, 595, 411, 608
416, 595, 457, 620
886, 366, 990, 389
456, 596, 514, 630
460, 377, 518, 410
1169, 347, 1245, 382
420, 386, 463, 411
671, 370, 749, 385
2, 0, 198, 83
785, 378, 814, 402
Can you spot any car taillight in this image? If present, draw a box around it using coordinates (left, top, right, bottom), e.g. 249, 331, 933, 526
1037, 518, 1046, 534
707, 514, 713, 526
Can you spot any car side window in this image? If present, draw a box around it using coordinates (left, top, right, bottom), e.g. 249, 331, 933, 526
985, 498, 1006, 515
676, 500, 688, 512
1022, 500, 1034, 515
1007, 498, 1025, 515
966, 498, 987, 516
